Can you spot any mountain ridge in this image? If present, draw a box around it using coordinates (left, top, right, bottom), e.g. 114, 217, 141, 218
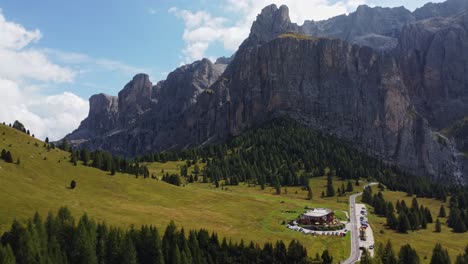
65, 0, 468, 183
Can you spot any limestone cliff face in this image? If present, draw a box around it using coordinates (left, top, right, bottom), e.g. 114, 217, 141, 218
186, 36, 461, 180
399, 11, 468, 129
66, 93, 118, 140
302, 5, 414, 51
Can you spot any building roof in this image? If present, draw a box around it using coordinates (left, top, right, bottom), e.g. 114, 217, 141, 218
303, 208, 332, 218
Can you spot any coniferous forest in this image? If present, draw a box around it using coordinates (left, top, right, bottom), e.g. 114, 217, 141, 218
0, 208, 316, 264
137, 118, 454, 199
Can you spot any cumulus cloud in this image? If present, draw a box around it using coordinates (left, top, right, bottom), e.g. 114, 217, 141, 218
0, 78, 88, 140
170, 0, 366, 62
0, 48, 75, 83
0, 10, 88, 140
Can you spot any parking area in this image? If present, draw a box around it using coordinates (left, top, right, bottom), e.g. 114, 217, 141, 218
355, 203, 375, 258
286, 221, 350, 237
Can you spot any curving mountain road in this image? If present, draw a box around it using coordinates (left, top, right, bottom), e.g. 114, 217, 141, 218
342, 183, 378, 264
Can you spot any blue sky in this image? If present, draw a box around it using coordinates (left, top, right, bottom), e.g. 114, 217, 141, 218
0, 0, 443, 140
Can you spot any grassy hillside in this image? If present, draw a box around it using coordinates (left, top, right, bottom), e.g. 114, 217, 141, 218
365, 187, 468, 263
0, 124, 361, 261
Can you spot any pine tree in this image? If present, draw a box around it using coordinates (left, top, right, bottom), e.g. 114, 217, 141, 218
5, 151, 13, 163
72, 214, 98, 264
326, 175, 335, 197
411, 197, 419, 211
121, 235, 137, 264
321, 249, 333, 264
362, 187, 373, 204
398, 212, 410, 233
275, 181, 281, 195
435, 218, 442, 233
386, 212, 398, 230
398, 244, 419, 264
456, 254, 468, 264
287, 240, 307, 263
382, 240, 398, 264
61, 140, 71, 152
408, 211, 421, 231
80, 149, 90, 166
360, 248, 373, 264
449, 208, 461, 229
111, 161, 116, 176
454, 214, 467, 233
439, 205, 446, 217
70, 180, 76, 190
346, 181, 354, 192
307, 184, 313, 200
425, 207, 433, 223
0, 244, 16, 264
274, 240, 287, 263
455, 246, 468, 264
430, 243, 451, 264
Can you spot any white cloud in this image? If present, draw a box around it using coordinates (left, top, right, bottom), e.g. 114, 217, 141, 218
0, 10, 88, 140
368, 0, 444, 11
0, 48, 75, 83
170, 0, 366, 62
0, 10, 41, 50
0, 78, 88, 141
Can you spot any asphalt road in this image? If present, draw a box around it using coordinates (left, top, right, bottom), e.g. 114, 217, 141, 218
342, 183, 378, 264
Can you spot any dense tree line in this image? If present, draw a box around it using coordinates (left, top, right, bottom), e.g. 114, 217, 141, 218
447, 192, 468, 233
161, 174, 182, 186
362, 187, 433, 233
55, 141, 150, 178
56, 118, 460, 198
360, 240, 468, 264
0, 208, 325, 264
363, 185, 468, 234
138, 118, 451, 199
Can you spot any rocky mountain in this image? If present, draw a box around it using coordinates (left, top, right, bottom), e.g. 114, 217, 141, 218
65, 0, 468, 183
66, 59, 226, 154
399, 11, 468, 129
413, 0, 468, 20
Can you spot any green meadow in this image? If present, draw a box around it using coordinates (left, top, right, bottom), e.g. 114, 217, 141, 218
0, 124, 362, 261
365, 186, 468, 263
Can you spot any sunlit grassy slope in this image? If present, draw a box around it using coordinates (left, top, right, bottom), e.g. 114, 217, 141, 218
0, 123, 362, 261
365, 186, 468, 263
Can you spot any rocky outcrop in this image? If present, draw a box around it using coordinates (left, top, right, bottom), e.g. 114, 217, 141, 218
66, 93, 118, 141
65, 58, 226, 154
239, 5, 302, 50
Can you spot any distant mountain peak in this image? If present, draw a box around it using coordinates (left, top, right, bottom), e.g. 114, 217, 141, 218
239, 4, 300, 49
